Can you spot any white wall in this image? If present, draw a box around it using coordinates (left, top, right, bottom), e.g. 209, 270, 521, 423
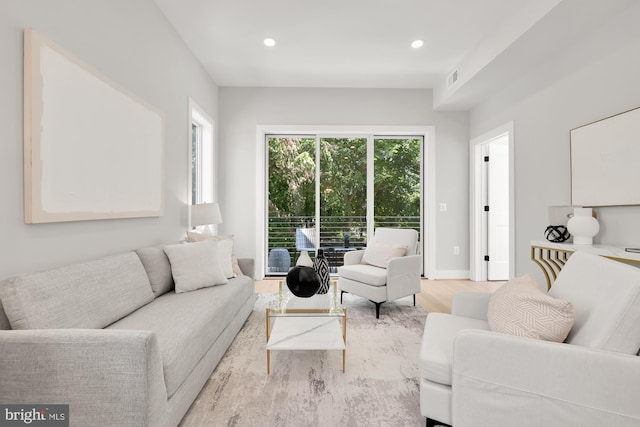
0, 0, 218, 278
218, 87, 470, 277
470, 2, 640, 284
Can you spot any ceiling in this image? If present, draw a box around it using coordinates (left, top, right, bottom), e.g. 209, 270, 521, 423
153, 0, 635, 109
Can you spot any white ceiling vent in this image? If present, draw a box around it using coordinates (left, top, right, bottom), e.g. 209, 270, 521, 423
447, 68, 459, 88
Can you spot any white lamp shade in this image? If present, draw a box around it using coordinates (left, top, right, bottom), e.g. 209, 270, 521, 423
191, 203, 222, 227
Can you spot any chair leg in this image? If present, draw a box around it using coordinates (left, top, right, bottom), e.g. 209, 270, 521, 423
342, 292, 382, 318
426, 418, 450, 427
413, 294, 416, 306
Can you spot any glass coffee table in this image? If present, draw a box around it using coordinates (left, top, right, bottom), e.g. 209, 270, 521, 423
266, 281, 346, 374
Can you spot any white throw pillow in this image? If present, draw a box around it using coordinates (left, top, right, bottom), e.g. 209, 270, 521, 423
186, 231, 241, 277
361, 241, 408, 268
487, 274, 575, 342
215, 238, 234, 278
164, 240, 228, 293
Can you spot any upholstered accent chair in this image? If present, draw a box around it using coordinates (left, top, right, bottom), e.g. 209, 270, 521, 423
419, 251, 640, 427
337, 227, 421, 318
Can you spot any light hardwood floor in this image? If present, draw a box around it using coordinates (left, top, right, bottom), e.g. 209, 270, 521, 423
255, 278, 505, 314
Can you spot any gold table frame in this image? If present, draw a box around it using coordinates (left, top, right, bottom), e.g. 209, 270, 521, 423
531, 243, 640, 290
266, 281, 346, 374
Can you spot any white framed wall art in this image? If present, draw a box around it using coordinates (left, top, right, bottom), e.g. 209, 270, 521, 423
571, 106, 640, 207
23, 28, 164, 223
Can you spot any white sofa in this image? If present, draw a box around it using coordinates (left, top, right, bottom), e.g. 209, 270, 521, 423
419, 251, 640, 427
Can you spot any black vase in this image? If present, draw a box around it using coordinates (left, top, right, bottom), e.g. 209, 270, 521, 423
313, 249, 331, 294
286, 266, 321, 298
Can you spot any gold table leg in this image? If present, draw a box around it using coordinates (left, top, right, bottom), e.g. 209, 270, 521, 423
531, 245, 574, 290
342, 308, 347, 373
266, 307, 270, 374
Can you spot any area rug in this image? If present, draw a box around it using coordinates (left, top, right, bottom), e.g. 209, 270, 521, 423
179, 293, 428, 427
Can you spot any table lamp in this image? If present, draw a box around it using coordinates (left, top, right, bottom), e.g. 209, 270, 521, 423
190, 202, 222, 234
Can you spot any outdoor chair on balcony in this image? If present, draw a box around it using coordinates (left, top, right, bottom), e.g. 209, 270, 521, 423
295, 228, 317, 262
337, 227, 421, 318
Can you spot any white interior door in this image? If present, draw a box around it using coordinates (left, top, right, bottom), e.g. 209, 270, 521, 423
487, 137, 509, 280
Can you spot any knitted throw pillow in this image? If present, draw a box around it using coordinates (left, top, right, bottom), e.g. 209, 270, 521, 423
488, 274, 575, 342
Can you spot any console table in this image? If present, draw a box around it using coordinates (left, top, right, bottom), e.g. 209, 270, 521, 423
531, 241, 640, 290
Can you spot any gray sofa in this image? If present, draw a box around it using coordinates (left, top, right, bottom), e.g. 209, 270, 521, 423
0, 245, 256, 427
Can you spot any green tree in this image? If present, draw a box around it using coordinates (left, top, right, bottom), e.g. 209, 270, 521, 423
374, 138, 421, 221
268, 137, 315, 217
319, 138, 367, 219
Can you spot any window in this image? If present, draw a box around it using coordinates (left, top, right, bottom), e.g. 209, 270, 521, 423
373, 137, 422, 230
191, 123, 201, 204
266, 134, 423, 275
189, 99, 215, 219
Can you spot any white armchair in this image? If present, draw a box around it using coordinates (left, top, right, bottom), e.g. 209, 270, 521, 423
337, 228, 421, 318
419, 251, 640, 427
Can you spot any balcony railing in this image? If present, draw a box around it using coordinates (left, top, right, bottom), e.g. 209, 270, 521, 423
267, 216, 420, 274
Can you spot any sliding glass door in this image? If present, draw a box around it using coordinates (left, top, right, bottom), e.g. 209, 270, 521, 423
319, 137, 368, 271
319, 137, 367, 247
266, 135, 422, 275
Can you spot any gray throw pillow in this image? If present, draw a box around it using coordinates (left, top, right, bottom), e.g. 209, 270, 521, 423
135, 245, 175, 297
164, 240, 228, 293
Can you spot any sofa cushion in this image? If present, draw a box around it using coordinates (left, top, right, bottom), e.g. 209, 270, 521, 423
548, 251, 640, 354
0, 252, 154, 330
420, 313, 489, 386
107, 275, 255, 398
337, 264, 388, 286
135, 245, 175, 297
164, 240, 228, 293
0, 300, 10, 330
373, 227, 419, 256
488, 274, 575, 343
361, 241, 407, 268
186, 232, 243, 276
215, 238, 235, 278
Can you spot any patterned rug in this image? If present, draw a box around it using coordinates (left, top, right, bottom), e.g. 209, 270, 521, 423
179, 293, 428, 427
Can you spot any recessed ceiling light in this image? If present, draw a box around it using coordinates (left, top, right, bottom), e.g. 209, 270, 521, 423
263, 38, 276, 47
411, 40, 424, 49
